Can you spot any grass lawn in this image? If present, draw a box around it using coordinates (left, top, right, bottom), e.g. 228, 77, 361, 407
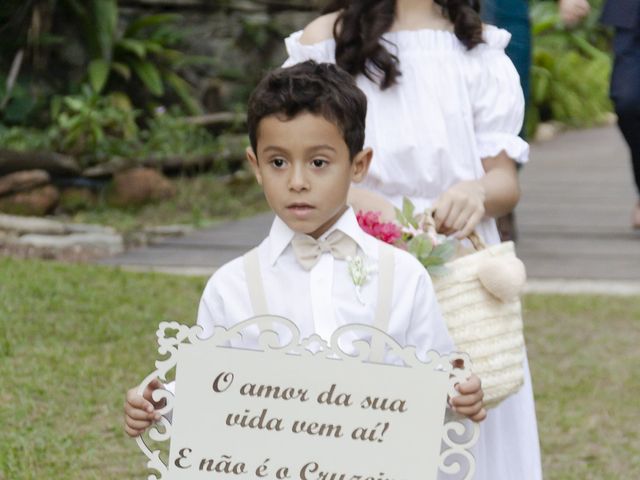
1, 258, 638, 479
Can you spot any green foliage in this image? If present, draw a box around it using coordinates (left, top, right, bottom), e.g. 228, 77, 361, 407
394, 197, 456, 275
1, 92, 222, 171
49, 85, 139, 166
527, 2, 613, 136
0, 258, 205, 479
0, 76, 39, 126
64, 0, 202, 113
139, 108, 218, 159
0, 125, 54, 151
0, 0, 204, 128
395, 197, 418, 229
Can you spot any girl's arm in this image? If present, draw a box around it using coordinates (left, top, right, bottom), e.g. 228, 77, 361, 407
433, 150, 520, 238
349, 150, 520, 239
348, 186, 397, 223
479, 150, 521, 217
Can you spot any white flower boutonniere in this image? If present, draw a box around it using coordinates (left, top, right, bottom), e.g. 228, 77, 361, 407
347, 255, 377, 305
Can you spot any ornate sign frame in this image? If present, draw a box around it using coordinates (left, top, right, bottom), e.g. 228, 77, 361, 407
135, 316, 479, 479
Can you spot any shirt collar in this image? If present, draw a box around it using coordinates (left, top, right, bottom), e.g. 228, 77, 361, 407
267, 206, 370, 266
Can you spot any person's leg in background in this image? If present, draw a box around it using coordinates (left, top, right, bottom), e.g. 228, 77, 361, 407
609, 27, 640, 228
482, 0, 532, 241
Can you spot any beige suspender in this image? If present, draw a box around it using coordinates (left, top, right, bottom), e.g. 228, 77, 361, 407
242, 247, 269, 316
369, 242, 395, 363
242, 242, 396, 362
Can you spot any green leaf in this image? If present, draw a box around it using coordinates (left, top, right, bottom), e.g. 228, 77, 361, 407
394, 206, 410, 228
108, 92, 134, 112
402, 197, 415, 221
130, 59, 164, 96
407, 234, 433, 259
140, 40, 165, 55
63, 97, 84, 112
124, 13, 181, 38
88, 59, 110, 93
569, 32, 609, 61
116, 38, 147, 58
111, 62, 131, 81
91, 122, 104, 144
431, 241, 456, 262
50, 96, 62, 119
420, 255, 444, 267
156, 48, 183, 64
426, 264, 449, 276
91, 0, 117, 60
165, 72, 201, 115
60, 0, 87, 19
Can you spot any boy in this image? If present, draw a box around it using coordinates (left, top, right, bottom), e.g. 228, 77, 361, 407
124, 61, 485, 437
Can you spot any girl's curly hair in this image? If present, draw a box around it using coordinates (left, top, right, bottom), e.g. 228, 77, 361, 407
323, 0, 483, 89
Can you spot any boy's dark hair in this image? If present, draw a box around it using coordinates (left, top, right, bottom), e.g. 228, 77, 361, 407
247, 61, 367, 159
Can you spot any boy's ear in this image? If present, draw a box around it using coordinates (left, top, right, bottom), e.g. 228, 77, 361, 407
246, 146, 262, 185
350, 147, 373, 183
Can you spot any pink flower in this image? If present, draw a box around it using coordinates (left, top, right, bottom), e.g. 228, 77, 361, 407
356, 210, 402, 245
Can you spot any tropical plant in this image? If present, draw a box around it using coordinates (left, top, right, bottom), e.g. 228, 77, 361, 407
139, 108, 219, 159
0, 1, 60, 126
61, 0, 202, 114
527, 1, 613, 136
49, 84, 139, 166
0, 73, 41, 125
0, 124, 54, 151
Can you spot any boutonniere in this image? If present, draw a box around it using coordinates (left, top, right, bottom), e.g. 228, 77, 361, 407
347, 255, 377, 305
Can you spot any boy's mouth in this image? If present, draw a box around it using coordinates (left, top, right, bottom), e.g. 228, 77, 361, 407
287, 202, 314, 209
287, 203, 315, 217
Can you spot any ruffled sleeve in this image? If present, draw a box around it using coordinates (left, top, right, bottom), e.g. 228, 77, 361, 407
468, 26, 529, 164
282, 30, 337, 67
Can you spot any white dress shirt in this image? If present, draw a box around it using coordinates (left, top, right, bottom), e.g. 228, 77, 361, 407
197, 208, 453, 357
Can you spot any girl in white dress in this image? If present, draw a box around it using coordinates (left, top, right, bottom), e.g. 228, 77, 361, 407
283, 1, 542, 479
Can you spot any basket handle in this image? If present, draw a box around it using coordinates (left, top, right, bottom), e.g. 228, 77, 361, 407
421, 209, 487, 252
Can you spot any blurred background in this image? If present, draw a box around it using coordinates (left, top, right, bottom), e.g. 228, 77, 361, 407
1, 2, 638, 480
0, 0, 614, 233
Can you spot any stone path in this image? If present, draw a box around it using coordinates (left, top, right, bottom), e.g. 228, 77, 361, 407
517, 126, 638, 281
97, 126, 639, 288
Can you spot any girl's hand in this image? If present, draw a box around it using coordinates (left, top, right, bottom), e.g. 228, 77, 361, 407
559, 0, 591, 26
432, 180, 486, 238
450, 374, 487, 422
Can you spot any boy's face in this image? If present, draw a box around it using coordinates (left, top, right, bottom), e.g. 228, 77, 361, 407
247, 112, 371, 239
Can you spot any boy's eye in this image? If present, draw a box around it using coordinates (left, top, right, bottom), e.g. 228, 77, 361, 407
271, 158, 286, 168
311, 159, 328, 168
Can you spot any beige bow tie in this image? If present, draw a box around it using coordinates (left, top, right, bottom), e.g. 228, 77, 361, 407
291, 230, 358, 271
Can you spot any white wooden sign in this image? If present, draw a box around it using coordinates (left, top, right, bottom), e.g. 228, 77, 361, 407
135, 316, 478, 480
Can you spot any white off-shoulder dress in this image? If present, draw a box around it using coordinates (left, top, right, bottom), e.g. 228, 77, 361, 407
284, 25, 542, 480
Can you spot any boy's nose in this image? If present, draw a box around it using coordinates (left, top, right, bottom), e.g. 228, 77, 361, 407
288, 165, 309, 191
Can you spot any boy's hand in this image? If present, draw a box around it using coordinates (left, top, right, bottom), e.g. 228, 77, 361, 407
124, 378, 165, 437
450, 374, 487, 422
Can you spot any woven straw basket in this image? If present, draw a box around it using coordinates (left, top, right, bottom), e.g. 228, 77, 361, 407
431, 238, 525, 409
